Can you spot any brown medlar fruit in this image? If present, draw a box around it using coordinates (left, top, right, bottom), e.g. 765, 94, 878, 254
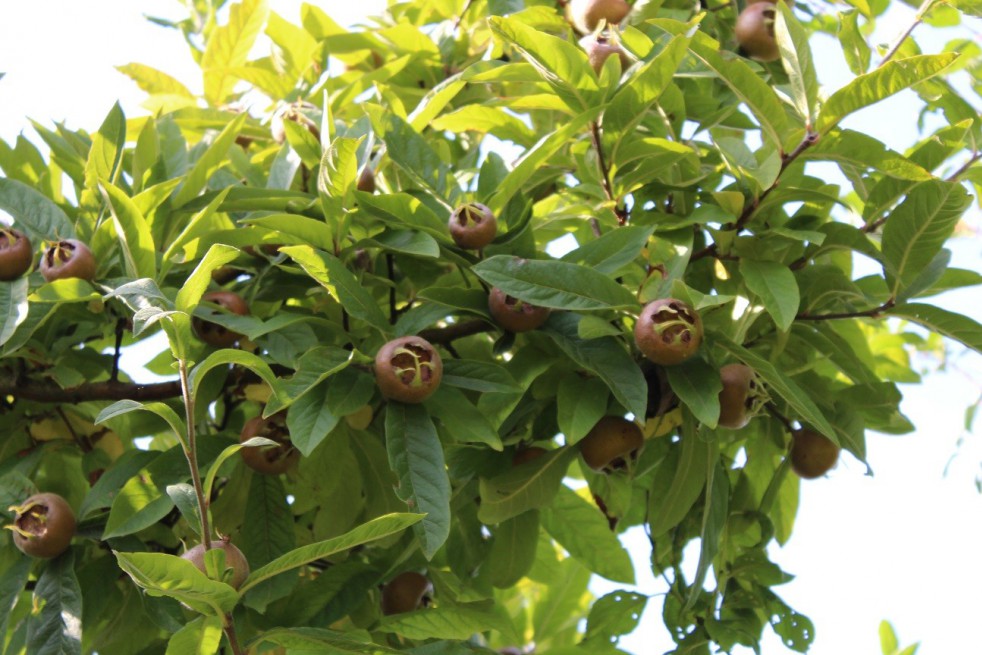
735, 3, 780, 63
789, 428, 840, 479
567, 0, 631, 34
512, 446, 549, 467
8, 492, 76, 559
40, 239, 96, 282
181, 538, 250, 589
448, 202, 497, 250
579, 416, 644, 473
375, 336, 443, 404
634, 298, 703, 366
0, 228, 33, 281
718, 363, 763, 430
579, 33, 631, 73
381, 571, 433, 615
240, 413, 300, 475
488, 287, 551, 333
192, 291, 249, 348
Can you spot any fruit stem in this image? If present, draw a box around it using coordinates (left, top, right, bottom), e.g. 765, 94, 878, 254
222, 614, 245, 655
178, 358, 212, 550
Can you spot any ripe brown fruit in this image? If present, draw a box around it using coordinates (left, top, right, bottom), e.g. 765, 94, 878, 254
375, 336, 443, 404
717, 364, 762, 429
488, 287, 551, 333
512, 446, 549, 467
0, 228, 33, 281
579, 34, 631, 73
240, 413, 300, 475
180, 539, 250, 589
357, 167, 376, 193
634, 298, 703, 366
735, 3, 780, 63
789, 428, 840, 479
40, 239, 96, 282
381, 571, 432, 615
8, 492, 76, 559
567, 0, 631, 34
579, 416, 644, 473
192, 291, 249, 348
448, 202, 497, 250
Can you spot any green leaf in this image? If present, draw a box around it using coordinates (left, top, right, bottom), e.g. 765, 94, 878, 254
100, 181, 157, 279
114, 551, 239, 616
201, 0, 270, 106
96, 399, 187, 444
541, 486, 635, 584
378, 605, 518, 643
27, 552, 82, 655
881, 181, 971, 296
175, 244, 242, 313
488, 510, 540, 589
0, 557, 31, 643
472, 256, 638, 311
440, 359, 520, 394
165, 616, 223, 655
0, 277, 29, 347
356, 192, 448, 240
385, 403, 451, 559
556, 376, 610, 443
648, 433, 711, 537
79, 450, 158, 518
487, 16, 597, 113
817, 54, 958, 133
426, 387, 503, 450
117, 63, 195, 98
256, 627, 403, 653
585, 591, 648, 644
246, 213, 335, 252
666, 359, 723, 428
688, 34, 792, 149
189, 349, 283, 410
362, 230, 441, 259
287, 382, 340, 457
319, 136, 362, 214
559, 225, 654, 275
368, 109, 451, 201
838, 11, 871, 75
686, 459, 728, 609
478, 447, 578, 525
805, 130, 932, 180
487, 108, 601, 213
267, 346, 353, 414
430, 105, 536, 146
281, 245, 389, 331
740, 259, 801, 332
775, 2, 818, 128
0, 177, 75, 240
240, 473, 298, 611
715, 337, 838, 441
888, 303, 982, 354
543, 314, 648, 420
239, 513, 423, 594
172, 112, 248, 208
84, 102, 126, 196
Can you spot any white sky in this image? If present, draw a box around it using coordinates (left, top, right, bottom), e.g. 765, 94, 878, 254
1, 2, 981, 654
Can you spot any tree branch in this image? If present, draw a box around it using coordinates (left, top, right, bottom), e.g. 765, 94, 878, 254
590, 121, 627, 227
878, 0, 936, 69
419, 319, 495, 345
795, 299, 895, 321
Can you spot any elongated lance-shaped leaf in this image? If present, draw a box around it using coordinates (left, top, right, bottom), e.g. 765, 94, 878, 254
26, 552, 82, 655
172, 112, 248, 208
238, 513, 423, 594
0, 177, 75, 240
96, 399, 187, 446
114, 551, 239, 617
817, 53, 958, 133
164, 616, 223, 655
188, 349, 283, 409
201, 0, 269, 106
175, 244, 241, 313
889, 303, 982, 354
0, 277, 29, 348
775, 2, 819, 128
385, 403, 451, 559
478, 447, 579, 525
253, 627, 403, 654
84, 102, 126, 200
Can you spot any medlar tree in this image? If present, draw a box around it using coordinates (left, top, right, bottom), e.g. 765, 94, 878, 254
0, 0, 980, 654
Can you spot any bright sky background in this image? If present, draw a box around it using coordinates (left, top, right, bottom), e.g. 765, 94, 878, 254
1, 2, 981, 654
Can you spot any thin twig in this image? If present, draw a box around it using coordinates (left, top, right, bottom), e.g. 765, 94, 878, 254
110, 318, 126, 383
878, 0, 936, 68
178, 359, 212, 550
223, 615, 245, 655
590, 121, 628, 226
795, 299, 895, 321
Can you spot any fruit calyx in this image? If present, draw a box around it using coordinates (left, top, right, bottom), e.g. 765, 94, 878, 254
7, 492, 76, 559
449, 202, 497, 250
489, 287, 551, 333
40, 239, 97, 282
634, 298, 703, 366
375, 336, 444, 403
